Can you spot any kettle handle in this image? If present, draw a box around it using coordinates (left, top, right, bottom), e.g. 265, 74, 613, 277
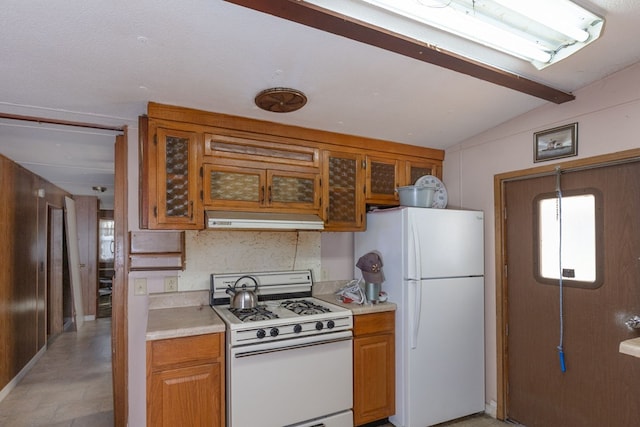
233, 275, 258, 292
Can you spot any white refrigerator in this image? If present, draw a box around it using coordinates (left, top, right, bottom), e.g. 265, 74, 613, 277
354, 207, 485, 427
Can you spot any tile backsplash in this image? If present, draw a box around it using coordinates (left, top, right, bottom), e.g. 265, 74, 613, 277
176, 230, 321, 291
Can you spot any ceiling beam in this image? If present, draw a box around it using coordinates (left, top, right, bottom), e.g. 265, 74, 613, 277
0, 112, 124, 132
225, 0, 575, 104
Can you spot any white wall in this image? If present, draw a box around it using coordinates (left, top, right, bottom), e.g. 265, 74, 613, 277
443, 61, 640, 410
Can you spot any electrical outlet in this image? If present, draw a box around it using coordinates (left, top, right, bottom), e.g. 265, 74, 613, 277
134, 278, 147, 296
164, 276, 178, 292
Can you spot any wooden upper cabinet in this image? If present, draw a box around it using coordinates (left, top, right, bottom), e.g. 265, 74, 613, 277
366, 156, 400, 205
203, 129, 321, 214
203, 164, 320, 213
140, 119, 203, 229
322, 150, 365, 231
140, 104, 444, 230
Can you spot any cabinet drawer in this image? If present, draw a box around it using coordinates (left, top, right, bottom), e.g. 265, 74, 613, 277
354, 311, 395, 336
149, 334, 222, 370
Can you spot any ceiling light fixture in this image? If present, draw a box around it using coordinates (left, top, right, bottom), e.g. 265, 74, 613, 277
306, 0, 604, 69
92, 186, 107, 193
255, 88, 307, 113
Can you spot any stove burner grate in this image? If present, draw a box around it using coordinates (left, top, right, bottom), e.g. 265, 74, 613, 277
229, 306, 278, 322
280, 299, 332, 316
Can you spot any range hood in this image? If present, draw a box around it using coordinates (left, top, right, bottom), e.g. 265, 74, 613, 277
206, 211, 324, 230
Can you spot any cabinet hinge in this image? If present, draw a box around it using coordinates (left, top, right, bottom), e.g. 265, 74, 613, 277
153, 134, 157, 146
362, 160, 367, 169
153, 206, 157, 217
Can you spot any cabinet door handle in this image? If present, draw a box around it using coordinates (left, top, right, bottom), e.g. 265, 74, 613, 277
260, 186, 265, 204
268, 185, 272, 204
189, 201, 193, 220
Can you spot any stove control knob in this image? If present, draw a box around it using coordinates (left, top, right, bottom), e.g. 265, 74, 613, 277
315, 321, 324, 331
293, 324, 302, 334
256, 329, 266, 339
327, 320, 335, 329
270, 327, 279, 337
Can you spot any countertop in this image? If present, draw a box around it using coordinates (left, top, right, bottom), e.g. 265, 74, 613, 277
146, 305, 226, 341
619, 337, 640, 359
145, 292, 396, 341
315, 293, 396, 315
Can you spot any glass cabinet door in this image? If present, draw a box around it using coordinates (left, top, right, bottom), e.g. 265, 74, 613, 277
366, 156, 399, 204
155, 127, 202, 228
405, 160, 441, 185
204, 164, 321, 213
203, 164, 265, 208
268, 170, 320, 211
322, 150, 364, 230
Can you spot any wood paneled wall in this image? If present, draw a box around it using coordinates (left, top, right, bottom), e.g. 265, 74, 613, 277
0, 153, 70, 391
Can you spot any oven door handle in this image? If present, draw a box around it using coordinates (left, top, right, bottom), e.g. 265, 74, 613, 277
235, 335, 352, 359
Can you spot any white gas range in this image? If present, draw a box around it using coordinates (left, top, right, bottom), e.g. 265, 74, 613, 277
210, 270, 354, 427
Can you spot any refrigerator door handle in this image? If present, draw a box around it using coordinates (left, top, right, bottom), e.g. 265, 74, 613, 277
408, 218, 422, 281
410, 279, 422, 349
408, 218, 423, 349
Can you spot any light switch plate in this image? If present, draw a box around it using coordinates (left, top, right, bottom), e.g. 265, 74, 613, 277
134, 278, 147, 296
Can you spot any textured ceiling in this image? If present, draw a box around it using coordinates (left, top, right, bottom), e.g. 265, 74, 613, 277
1, 0, 640, 209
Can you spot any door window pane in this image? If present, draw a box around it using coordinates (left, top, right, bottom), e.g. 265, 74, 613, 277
99, 219, 115, 263
534, 191, 602, 288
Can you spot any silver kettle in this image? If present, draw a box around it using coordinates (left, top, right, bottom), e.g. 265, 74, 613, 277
226, 275, 259, 309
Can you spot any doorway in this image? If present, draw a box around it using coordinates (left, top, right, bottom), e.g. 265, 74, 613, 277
97, 211, 114, 318
496, 154, 640, 425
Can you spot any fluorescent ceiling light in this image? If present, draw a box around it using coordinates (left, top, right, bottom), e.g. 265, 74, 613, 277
306, 0, 604, 69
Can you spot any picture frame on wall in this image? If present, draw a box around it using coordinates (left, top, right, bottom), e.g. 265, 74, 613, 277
534, 122, 578, 163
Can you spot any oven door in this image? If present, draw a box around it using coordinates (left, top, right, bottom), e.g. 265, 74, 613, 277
229, 330, 353, 427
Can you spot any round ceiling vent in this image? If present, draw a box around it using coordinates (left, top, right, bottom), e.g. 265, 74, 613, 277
255, 87, 307, 113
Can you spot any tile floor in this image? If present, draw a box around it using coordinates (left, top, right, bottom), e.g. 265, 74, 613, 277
380, 413, 511, 427
0, 318, 113, 427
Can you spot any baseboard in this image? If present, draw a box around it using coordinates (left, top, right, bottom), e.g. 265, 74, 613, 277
0, 345, 47, 402
485, 400, 498, 418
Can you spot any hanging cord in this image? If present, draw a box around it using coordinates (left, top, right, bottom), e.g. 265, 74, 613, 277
555, 167, 567, 373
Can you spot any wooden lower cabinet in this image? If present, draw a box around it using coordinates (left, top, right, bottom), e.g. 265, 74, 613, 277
353, 311, 396, 426
147, 333, 225, 427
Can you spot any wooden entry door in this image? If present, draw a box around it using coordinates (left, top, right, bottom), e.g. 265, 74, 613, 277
504, 161, 640, 426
